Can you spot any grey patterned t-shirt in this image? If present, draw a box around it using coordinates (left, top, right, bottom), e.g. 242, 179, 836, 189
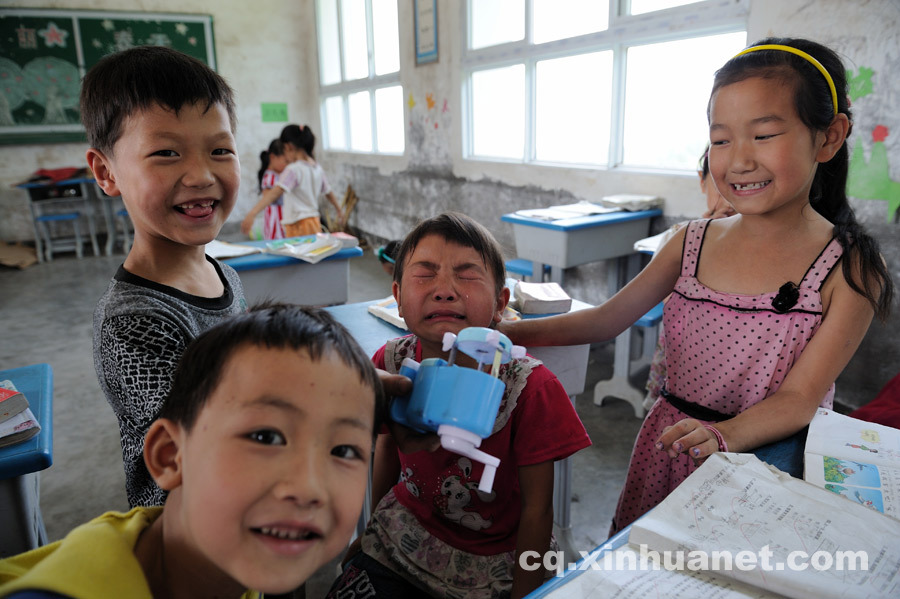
93, 257, 247, 507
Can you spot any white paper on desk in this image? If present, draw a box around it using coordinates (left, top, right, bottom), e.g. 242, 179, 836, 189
629, 452, 900, 599
514, 208, 584, 221
205, 239, 261, 259
547, 201, 621, 216
633, 230, 669, 254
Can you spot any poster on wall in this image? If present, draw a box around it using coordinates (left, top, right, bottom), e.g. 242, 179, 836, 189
0, 9, 215, 145
414, 0, 438, 65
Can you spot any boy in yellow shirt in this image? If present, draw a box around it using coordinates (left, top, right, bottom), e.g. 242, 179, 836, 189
0, 304, 385, 598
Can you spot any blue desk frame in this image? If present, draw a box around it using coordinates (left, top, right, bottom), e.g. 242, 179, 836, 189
0, 364, 53, 557
224, 239, 364, 307
501, 209, 661, 287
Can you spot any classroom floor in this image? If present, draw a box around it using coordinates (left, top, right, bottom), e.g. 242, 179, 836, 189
0, 244, 646, 598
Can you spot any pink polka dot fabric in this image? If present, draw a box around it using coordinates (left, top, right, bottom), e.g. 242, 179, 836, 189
611, 219, 842, 534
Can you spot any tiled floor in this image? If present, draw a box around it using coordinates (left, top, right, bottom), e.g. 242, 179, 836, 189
0, 244, 647, 597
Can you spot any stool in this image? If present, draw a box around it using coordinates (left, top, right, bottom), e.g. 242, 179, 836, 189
593, 301, 664, 418
34, 212, 85, 261
115, 208, 133, 254
505, 258, 551, 281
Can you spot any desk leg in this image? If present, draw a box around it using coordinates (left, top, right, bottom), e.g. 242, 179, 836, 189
553, 451, 578, 563
99, 192, 117, 256
27, 197, 44, 264
548, 265, 564, 286
594, 253, 646, 418
0, 472, 48, 558
79, 183, 101, 257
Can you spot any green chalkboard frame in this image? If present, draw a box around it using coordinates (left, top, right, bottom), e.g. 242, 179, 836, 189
0, 8, 216, 146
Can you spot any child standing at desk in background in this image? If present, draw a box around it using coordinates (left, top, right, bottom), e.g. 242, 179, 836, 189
82, 46, 249, 508
256, 138, 288, 240
501, 38, 894, 535
328, 213, 591, 599
644, 146, 736, 407
376, 239, 401, 277
242, 124, 344, 237
0, 304, 385, 599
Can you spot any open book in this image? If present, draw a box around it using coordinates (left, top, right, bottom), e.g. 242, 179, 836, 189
541, 453, 900, 599
264, 234, 343, 264
367, 297, 408, 330
803, 408, 900, 521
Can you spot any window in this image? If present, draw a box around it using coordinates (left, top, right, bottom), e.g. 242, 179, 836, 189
316, 0, 404, 154
463, 0, 748, 171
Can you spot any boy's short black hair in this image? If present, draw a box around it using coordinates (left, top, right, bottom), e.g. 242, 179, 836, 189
160, 303, 385, 436
80, 46, 236, 154
393, 212, 506, 297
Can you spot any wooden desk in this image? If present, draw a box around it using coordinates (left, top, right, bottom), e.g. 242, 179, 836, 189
223, 239, 364, 307
0, 364, 53, 558
500, 209, 661, 287
325, 291, 591, 557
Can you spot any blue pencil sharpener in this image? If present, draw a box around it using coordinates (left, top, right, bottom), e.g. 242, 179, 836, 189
391, 327, 525, 493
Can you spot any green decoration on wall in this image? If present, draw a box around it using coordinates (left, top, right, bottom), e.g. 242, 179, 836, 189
848, 125, 900, 222
261, 102, 288, 123
847, 66, 874, 102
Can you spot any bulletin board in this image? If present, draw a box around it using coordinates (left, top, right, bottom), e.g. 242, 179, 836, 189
0, 8, 216, 145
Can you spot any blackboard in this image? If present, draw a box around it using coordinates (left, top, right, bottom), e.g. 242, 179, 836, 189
0, 8, 216, 145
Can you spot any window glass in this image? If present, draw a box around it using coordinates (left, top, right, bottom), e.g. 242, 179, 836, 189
470, 0, 524, 50
317, 0, 342, 85
375, 86, 405, 153
535, 52, 612, 165
341, 0, 369, 81
471, 65, 525, 159
324, 96, 347, 150
629, 0, 697, 15
373, 0, 400, 75
348, 90, 373, 152
533, 0, 608, 44
622, 31, 745, 170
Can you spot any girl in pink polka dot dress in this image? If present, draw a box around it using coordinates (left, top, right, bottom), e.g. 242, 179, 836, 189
501, 37, 894, 536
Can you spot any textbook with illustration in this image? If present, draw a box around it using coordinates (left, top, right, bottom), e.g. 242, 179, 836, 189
802, 408, 900, 521
539, 453, 900, 599
265, 234, 343, 264
0, 380, 40, 448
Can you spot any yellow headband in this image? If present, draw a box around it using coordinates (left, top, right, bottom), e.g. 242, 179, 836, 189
733, 44, 838, 115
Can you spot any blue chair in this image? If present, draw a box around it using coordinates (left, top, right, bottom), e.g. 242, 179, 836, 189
34, 212, 85, 261
505, 258, 552, 282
